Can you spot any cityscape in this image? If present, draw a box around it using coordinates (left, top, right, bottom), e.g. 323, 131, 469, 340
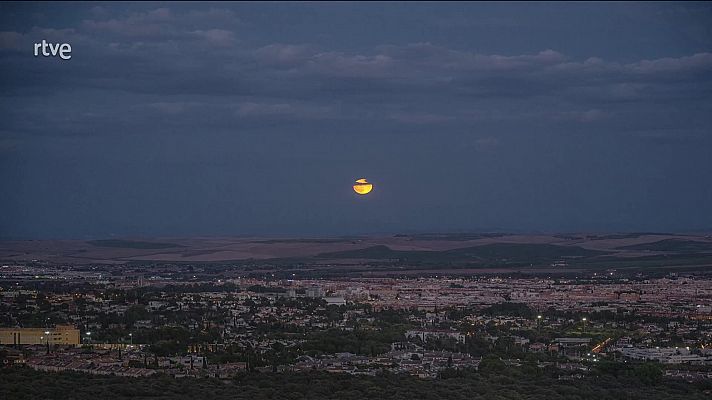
2, 2, 712, 399
1, 234, 712, 398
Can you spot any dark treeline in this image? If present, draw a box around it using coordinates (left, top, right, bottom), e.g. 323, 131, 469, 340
2, 363, 711, 400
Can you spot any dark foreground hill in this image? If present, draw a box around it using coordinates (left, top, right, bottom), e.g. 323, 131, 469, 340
1, 365, 710, 400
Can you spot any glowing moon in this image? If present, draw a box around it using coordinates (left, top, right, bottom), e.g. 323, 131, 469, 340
353, 178, 373, 195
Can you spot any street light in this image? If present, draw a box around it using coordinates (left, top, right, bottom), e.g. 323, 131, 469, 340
129, 333, 133, 346
582, 318, 587, 333
85, 332, 92, 345
537, 315, 542, 333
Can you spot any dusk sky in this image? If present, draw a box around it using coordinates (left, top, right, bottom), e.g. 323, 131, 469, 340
1, 2, 712, 239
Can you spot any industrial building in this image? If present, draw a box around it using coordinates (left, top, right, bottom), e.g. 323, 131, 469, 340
0, 325, 80, 346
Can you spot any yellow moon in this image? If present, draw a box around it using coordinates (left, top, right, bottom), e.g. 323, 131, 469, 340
353, 178, 373, 195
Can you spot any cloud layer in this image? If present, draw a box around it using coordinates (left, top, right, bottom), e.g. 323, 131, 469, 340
1, 3, 711, 238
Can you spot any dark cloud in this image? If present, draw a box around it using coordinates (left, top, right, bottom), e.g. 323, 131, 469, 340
1, 3, 711, 238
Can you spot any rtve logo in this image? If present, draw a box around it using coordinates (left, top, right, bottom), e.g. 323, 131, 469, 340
34, 40, 72, 60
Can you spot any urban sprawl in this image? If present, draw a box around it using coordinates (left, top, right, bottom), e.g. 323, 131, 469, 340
1, 263, 711, 383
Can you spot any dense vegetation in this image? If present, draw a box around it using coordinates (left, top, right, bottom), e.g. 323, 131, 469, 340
2, 363, 710, 400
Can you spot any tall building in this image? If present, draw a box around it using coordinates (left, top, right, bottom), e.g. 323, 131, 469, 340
306, 286, 323, 298
0, 325, 80, 345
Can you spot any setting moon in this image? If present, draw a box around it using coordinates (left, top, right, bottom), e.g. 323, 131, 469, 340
353, 178, 373, 195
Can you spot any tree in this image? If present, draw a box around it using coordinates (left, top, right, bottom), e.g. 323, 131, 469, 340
478, 355, 506, 375
633, 363, 663, 385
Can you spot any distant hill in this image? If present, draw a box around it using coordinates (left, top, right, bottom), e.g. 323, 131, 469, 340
319, 243, 608, 265
393, 233, 509, 241
1, 233, 709, 267
618, 239, 712, 253
87, 239, 183, 249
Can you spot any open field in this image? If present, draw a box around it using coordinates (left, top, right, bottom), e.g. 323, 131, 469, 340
1, 233, 711, 274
